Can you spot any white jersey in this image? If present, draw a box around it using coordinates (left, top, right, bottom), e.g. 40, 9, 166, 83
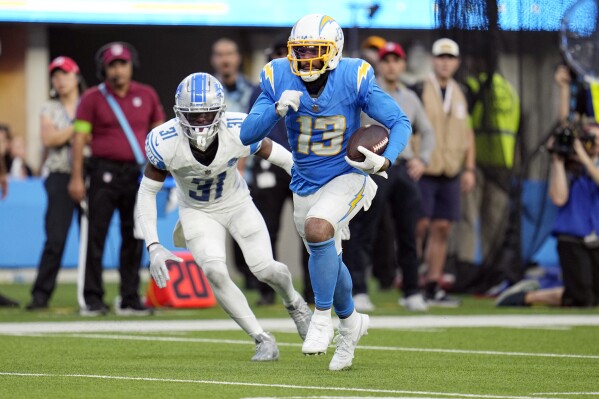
145, 112, 261, 212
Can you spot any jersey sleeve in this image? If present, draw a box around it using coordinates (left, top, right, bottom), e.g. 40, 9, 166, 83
240, 61, 282, 146
147, 87, 166, 126
363, 82, 412, 163
145, 122, 177, 171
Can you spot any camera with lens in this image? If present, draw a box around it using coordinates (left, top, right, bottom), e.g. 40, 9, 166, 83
550, 121, 595, 158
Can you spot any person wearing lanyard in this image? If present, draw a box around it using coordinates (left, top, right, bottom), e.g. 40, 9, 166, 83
68, 42, 165, 316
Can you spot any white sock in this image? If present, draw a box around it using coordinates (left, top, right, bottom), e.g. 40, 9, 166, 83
339, 310, 359, 329
313, 308, 332, 320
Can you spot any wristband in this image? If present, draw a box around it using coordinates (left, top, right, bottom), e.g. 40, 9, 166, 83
147, 242, 160, 251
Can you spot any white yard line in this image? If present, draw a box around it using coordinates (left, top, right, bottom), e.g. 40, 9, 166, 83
0, 372, 567, 399
1, 315, 599, 334
533, 392, 599, 396
7, 332, 599, 360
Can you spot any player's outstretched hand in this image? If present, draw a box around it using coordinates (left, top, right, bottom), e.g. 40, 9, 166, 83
345, 146, 388, 179
276, 90, 303, 117
148, 244, 183, 288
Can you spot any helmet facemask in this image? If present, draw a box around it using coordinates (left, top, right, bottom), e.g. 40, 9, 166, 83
288, 41, 337, 82
174, 73, 226, 151
176, 108, 222, 151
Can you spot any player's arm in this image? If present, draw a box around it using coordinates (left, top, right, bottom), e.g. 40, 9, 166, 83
254, 137, 293, 175
240, 91, 281, 146
363, 84, 412, 166
137, 163, 183, 288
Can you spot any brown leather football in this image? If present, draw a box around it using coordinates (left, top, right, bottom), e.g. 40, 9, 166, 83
346, 124, 389, 162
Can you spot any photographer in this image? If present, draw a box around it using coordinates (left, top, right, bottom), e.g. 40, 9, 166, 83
496, 125, 599, 307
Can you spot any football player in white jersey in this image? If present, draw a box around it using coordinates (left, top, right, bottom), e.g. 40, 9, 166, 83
135, 72, 312, 361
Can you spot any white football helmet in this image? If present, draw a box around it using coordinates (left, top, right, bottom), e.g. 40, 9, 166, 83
288, 14, 344, 82
174, 72, 226, 151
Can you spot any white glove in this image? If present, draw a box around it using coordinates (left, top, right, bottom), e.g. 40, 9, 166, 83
345, 146, 388, 179
148, 243, 183, 288
339, 225, 351, 241
276, 90, 303, 117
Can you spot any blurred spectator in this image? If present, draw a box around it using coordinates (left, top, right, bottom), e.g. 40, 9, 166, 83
497, 128, 599, 307
402, 42, 432, 86
26, 56, 86, 311
345, 42, 434, 312
247, 37, 313, 305
211, 37, 260, 292
456, 57, 520, 268
413, 38, 475, 307
0, 147, 18, 307
68, 42, 165, 316
0, 124, 33, 179
360, 35, 386, 66
211, 38, 255, 112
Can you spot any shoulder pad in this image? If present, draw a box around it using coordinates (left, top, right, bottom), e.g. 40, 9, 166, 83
223, 112, 247, 132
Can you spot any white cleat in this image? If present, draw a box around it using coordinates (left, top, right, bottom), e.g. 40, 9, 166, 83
302, 314, 334, 355
399, 293, 428, 312
286, 296, 313, 341
251, 332, 279, 362
329, 313, 369, 371
353, 293, 375, 312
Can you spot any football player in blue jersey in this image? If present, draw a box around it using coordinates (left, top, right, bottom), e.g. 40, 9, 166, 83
135, 72, 313, 362
240, 14, 412, 370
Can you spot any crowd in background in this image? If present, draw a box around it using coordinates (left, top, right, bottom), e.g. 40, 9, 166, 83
1, 28, 597, 312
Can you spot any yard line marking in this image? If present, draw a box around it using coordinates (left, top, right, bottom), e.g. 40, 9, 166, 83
500, 326, 573, 331
15, 332, 599, 361
0, 371, 567, 399
533, 393, 599, 396
242, 396, 471, 399
2, 315, 599, 334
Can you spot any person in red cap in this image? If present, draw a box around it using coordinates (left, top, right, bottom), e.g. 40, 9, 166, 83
68, 42, 165, 316
26, 56, 86, 310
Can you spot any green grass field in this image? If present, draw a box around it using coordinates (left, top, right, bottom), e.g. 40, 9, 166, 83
1, 281, 598, 399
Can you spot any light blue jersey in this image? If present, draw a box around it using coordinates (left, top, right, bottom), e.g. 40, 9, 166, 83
241, 57, 412, 195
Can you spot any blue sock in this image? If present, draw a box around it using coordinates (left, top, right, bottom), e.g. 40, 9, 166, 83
333, 254, 354, 318
307, 238, 339, 310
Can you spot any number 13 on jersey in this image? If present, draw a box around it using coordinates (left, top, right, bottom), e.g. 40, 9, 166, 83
296, 115, 346, 156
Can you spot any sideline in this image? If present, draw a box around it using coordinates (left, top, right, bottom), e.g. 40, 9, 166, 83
1, 315, 599, 334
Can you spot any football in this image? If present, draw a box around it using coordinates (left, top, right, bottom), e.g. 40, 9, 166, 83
346, 124, 389, 162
